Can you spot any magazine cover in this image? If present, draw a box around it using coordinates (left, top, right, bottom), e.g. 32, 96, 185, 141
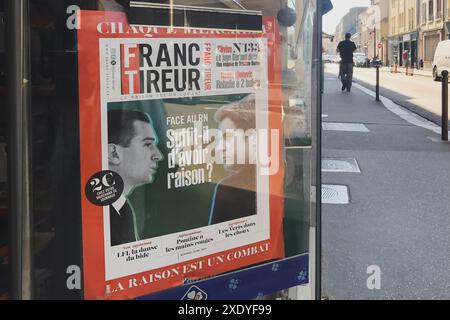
77, 10, 284, 300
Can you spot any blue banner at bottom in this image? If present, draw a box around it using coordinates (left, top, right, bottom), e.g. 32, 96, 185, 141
137, 254, 308, 300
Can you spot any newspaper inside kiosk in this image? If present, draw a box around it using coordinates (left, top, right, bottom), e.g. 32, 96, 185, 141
1, 0, 326, 300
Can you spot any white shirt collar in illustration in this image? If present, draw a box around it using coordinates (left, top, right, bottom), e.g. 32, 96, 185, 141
112, 194, 127, 215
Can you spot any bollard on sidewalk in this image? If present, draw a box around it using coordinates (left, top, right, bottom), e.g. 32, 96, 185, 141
405, 65, 414, 76
375, 65, 380, 102
442, 70, 449, 141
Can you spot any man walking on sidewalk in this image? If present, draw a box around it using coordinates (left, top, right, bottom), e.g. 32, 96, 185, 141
337, 33, 357, 92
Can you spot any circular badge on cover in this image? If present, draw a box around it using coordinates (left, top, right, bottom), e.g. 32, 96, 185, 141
85, 170, 124, 206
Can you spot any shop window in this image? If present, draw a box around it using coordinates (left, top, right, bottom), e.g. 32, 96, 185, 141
422, 3, 427, 24
428, 0, 434, 21
436, 0, 442, 19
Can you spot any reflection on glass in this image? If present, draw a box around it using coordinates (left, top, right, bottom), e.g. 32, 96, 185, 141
2, 0, 318, 299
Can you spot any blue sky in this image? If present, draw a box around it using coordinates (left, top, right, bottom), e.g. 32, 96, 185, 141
323, 0, 371, 34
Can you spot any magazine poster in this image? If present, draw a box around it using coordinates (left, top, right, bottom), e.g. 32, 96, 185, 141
77, 10, 285, 299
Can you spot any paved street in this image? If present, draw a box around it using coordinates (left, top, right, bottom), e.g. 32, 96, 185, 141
321, 72, 450, 299
325, 63, 449, 124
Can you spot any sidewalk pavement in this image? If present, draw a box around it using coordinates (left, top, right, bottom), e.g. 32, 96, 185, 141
380, 66, 432, 78
321, 73, 450, 299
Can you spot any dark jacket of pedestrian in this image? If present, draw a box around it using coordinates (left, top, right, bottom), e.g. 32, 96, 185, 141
337, 37, 357, 64
337, 33, 357, 92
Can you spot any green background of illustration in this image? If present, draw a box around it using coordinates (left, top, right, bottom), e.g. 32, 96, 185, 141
107, 94, 309, 257
108, 94, 247, 239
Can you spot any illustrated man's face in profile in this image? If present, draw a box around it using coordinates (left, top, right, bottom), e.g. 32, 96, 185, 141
109, 120, 163, 189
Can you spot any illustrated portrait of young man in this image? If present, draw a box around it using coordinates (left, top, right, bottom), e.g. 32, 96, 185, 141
107, 109, 163, 246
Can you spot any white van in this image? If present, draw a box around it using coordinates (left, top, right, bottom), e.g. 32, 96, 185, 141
432, 40, 450, 81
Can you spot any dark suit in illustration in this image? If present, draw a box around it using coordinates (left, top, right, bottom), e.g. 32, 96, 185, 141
110, 200, 137, 246
208, 166, 257, 225
209, 184, 257, 225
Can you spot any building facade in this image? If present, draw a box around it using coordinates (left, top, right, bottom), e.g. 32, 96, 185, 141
330, 0, 448, 68
373, 0, 390, 64
357, 9, 373, 56
420, 0, 446, 69
334, 6, 368, 43
351, 27, 364, 54
322, 32, 336, 55
357, 0, 389, 62
388, 0, 420, 67
334, 20, 343, 43
446, 0, 450, 39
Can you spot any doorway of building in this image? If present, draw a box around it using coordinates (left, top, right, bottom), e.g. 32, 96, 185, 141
411, 40, 417, 67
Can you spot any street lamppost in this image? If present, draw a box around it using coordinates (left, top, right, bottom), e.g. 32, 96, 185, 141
373, 26, 377, 59
369, 26, 376, 59
360, 21, 378, 60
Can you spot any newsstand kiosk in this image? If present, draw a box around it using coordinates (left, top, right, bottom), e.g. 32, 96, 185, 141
2, 0, 331, 300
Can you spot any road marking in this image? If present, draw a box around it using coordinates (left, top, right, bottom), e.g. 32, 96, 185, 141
322, 184, 350, 204
352, 82, 449, 136
322, 158, 361, 173
322, 114, 329, 118
322, 122, 370, 132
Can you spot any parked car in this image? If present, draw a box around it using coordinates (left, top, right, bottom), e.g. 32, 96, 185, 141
331, 55, 341, 64
432, 40, 450, 81
322, 54, 332, 63
370, 57, 382, 67
354, 53, 367, 67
